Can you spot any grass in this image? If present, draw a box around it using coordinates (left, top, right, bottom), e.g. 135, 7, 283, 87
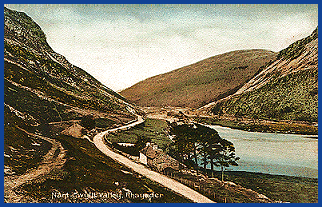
168, 168, 318, 203
5, 78, 72, 123
95, 118, 116, 128
171, 171, 262, 203
106, 118, 173, 151
4, 106, 52, 175
20, 134, 191, 203
215, 68, 318, 123
209, 170, 318, 203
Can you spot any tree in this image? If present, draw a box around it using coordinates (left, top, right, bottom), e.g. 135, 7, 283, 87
206, 141, 221, 178
194, 124, 222, 173
134, 135, 151, 151
198, 133, 209, 171
194, 124, 239, 181
169, 122, 239, 179
169, 122, 200, 167
214, 142, 240, 182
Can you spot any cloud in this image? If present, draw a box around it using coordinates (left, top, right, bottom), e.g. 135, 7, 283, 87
5, 4, 318, 91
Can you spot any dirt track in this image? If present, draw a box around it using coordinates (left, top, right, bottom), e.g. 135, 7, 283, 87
4, 128, 67, 203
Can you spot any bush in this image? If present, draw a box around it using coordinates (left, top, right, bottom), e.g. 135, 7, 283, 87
80, 115, 95, 130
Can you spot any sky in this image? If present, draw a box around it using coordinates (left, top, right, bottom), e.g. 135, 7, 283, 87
5, 4, 318, 91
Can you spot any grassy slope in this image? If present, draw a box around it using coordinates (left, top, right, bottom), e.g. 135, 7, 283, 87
4, 53, 123, 113
214, 171, 318, 203
20, 134, 191, 203
4, 106, 52, 175
210, 28, 318, 123
214, 65, 318, 123
121, 49, 276, 108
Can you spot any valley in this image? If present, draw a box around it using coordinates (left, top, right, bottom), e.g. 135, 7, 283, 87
4, 5, 318, 204
3, 7, 194, 203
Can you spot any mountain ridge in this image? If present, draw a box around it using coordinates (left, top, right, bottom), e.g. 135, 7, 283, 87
121, 49, 277, 108
202, 27, 318, 123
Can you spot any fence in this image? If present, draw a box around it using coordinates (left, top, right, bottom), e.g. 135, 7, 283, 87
163, 171, 231, 203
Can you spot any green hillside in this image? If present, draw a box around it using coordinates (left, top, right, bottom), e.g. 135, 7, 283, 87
213, 68, 318, 122
210, 28, 318, 123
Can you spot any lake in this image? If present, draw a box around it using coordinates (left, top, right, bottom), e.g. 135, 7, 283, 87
206, 125, 318, 178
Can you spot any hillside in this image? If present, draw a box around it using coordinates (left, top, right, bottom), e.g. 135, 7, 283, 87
120, 49, 277, 108
203, 27, 318, 123
4, 6, 127, 177
4, 7, 140, 174
4, 7, 194, 203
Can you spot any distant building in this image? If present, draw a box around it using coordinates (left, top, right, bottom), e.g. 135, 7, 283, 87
139, 142, 181, 173
117, 143, 135, 147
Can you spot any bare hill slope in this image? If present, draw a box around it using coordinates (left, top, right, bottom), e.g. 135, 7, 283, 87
121, 49, 276, 108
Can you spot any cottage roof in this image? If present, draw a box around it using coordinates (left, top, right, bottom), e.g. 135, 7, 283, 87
140, 145, 163, 159
140, 144, 181, 171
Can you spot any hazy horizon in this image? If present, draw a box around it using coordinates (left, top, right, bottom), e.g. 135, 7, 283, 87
5, 4, 318, 91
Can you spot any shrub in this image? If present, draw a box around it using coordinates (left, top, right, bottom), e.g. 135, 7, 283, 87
80, 115, 95, 130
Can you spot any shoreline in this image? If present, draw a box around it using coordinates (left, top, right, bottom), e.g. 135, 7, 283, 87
205, 122, 319, 138
193, 116, 318, 136
140, 107, 318, 136
214, 169, 318, 180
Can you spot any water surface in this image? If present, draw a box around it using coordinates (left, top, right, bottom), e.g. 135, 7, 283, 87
206, 125, 318, 178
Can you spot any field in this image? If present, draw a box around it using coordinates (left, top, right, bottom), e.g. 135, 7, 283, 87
106, 118, 173, 151
211, 170, 318, 203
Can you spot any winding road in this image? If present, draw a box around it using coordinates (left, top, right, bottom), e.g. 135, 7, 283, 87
93, 115, 215, 203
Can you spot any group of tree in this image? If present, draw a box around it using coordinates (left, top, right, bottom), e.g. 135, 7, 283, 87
168, 122, 239, 181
